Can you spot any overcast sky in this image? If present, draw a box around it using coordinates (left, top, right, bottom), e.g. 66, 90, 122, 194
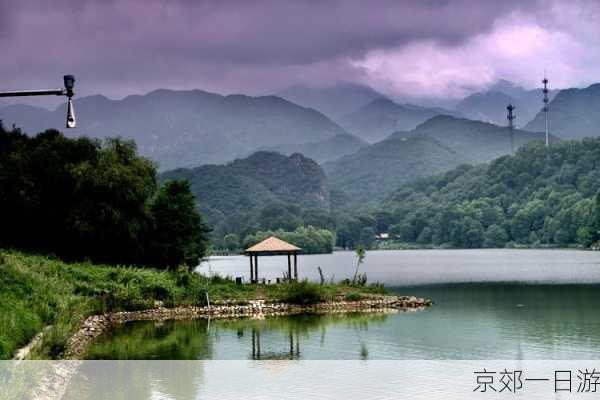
2, 0, 600, 105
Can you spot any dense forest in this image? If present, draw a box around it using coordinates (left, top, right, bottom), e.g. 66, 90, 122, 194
0, 123, 209, 268
162, 152, 336, 251
158, 133, 600, 252
366, 139, 600, 248
324, 115, 552, 205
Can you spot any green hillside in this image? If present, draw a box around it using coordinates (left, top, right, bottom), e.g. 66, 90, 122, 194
338, 97, 457, 143
324, 134, 465, 204
411, 115, 554, 163
525, 83, 600, 140
374, 139, 600, 248
325, 115, 553, 205
259, 133, 367, 163
161, 152, 333, 249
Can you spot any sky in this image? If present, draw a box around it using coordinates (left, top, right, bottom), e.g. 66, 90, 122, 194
1, 0, 600, 106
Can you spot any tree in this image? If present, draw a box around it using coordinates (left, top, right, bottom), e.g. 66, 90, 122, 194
223, 233, 240, 251
352, 245, 366, 285
149, 180, 210, 269
483, 224, 508, 248
359, 227, 376, 249
576, 227, 593, 247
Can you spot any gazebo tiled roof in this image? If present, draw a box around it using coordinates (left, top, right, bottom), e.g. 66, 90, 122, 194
245, 236, 301, 253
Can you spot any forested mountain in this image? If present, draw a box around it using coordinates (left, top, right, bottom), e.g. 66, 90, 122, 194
338, 97, 458, 143
259, 133, 367, 163
371, 139, 600, 248
525, 83, 600, 139
456, 79, 557, 126
411, 115, 555, 163
324, 134, 464, 204
275, 83, 383, 119
0, 89, 347, 170
325, 115, 553, 204
161, 152, 333, 247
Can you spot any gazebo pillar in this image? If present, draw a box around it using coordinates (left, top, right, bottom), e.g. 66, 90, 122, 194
254, 254, 259, 283
249, 255, 254, 282
287, 254, 292, 280
293, 252, 298, 281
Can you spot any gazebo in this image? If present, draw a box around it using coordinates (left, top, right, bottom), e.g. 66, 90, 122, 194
245, 236, 301, 283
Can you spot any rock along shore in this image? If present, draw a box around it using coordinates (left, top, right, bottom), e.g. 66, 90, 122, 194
66, 295, 432, 359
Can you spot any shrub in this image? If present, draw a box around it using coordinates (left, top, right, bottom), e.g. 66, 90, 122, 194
279, 280, 325, 305
344, 292, 363, 301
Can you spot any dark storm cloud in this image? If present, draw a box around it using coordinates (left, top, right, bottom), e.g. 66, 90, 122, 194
0, 0, 598, 101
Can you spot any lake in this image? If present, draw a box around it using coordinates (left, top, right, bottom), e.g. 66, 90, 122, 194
85, 249, 600, 360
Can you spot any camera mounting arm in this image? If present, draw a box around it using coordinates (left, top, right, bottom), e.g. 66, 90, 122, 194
0, 75, 76, 128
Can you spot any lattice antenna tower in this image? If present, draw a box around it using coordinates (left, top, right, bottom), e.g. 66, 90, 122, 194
542, 72, 550, 147
507, 102, 516, 154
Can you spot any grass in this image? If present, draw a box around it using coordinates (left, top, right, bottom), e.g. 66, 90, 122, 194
0, 249, 387, 360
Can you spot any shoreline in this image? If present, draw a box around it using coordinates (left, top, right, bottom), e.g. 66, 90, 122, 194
65, 295, 432, 359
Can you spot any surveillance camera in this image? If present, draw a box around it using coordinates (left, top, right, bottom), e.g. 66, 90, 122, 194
63, 75, 75, 97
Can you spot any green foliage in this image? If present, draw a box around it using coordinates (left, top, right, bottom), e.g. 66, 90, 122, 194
222, 233, 241, 251
0, 124, 209, 267
149, 180, 210, 269
325, 115, 548, 206
344, 292, 363, 301
352, 245, 366, 284
373, 139, 600, 248
161, 152, 332, 251
277, 280, 325, 305
243, 226, 336, 254
0, 250, 387, 359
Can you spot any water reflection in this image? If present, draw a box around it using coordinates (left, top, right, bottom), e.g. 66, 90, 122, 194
86, 283, 600, 360
86, 313, 391, 360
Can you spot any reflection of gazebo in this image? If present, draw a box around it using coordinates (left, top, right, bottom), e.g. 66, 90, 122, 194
245, 236, 301, 283
251, 328, 300, 360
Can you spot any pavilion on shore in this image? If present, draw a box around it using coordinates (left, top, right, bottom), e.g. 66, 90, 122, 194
244, 236, 301, 283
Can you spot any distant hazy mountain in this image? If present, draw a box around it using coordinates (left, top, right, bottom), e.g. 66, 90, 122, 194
338, 97, 459, 143
324, 134, 464, 204
411, 115, 555, 163
325, 115, 555, 204
258, 133, 367, 163
0, 89, 347, 170
524, 83, 600, 139
161, 151, 329, 227
456, 79, 557, 126
276, 82, 383, 119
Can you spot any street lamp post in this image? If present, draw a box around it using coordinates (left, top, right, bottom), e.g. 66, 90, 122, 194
0, 75, 76, 128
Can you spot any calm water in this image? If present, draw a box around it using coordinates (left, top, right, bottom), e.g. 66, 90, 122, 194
86, 250, 600, 360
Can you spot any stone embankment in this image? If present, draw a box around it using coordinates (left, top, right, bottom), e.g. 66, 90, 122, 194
66, 295, 431, 358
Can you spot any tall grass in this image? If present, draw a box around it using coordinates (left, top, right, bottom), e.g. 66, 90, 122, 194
0, 249, 386, 359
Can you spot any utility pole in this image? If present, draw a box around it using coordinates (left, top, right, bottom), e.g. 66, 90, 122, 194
0, 75, 76, 128
542, 74, 549, 147
507, 103, 516, 155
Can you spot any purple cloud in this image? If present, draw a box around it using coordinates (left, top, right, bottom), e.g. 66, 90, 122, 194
1, 0, 599, 104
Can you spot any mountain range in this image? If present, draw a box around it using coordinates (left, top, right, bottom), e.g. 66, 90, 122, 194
324, 115, 555, 204
525, 83, 600, 139
257, 133, 367, 163
275, 82, 383, 120
0, 89, 349, 170
337, 97, 460, 143
456, 79, 558, 127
